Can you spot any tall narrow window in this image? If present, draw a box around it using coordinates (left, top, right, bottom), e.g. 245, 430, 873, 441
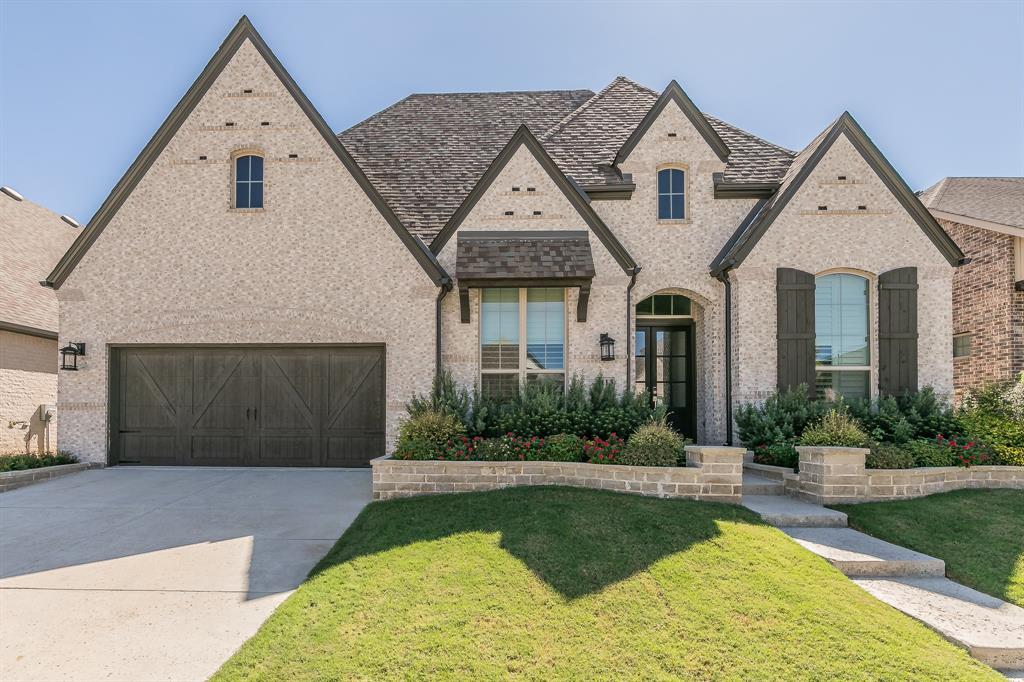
235, 155, 264, 209
480, 288, 565, 398
657, 168, 685, 220
815, 273, 870, 400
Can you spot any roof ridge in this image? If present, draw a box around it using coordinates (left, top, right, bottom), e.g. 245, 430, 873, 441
704, 114, 796, 156
541, 76, 651, 141
403, 88, 594, 97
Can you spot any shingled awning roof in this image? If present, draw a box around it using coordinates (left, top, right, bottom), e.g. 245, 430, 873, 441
455, 231, 595, 323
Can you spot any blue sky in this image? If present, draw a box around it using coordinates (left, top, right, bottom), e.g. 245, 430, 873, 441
1, 0, 1022, 222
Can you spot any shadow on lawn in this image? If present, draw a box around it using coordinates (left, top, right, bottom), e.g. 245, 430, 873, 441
309, 486, 761, 599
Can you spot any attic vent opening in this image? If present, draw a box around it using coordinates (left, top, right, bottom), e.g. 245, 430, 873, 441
504, 211, 514, 216
198, 155, 207, 160
527, 187, 536, 193
288, 153, 298, 159
60, 215, 81, 228
260, 121, 270, 127
533, 211, 542, 216
225, 121, 235, 127
667, 132, 678, 138
858, 205, 867, 211
838, 175, 847, 181
242, 89, 253, 94
818, 206, 828, 211
0, 186, 24, 201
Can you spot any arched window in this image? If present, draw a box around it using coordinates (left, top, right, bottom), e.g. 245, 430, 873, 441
657, 168, 685, 220
815, 273, 870, 400
234, 154, 264, 209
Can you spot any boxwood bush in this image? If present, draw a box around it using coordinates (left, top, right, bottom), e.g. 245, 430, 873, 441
619, 420, 687, 467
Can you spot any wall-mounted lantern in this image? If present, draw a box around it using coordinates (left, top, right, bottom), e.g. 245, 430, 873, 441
59, 342, 85, 371
599, 333, 615, 362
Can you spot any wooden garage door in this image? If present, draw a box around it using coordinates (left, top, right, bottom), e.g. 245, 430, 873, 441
110, 346, 385, 467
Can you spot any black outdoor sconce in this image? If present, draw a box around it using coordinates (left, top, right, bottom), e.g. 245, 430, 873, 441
59, 342, 85, 371
599, 333, 615, 361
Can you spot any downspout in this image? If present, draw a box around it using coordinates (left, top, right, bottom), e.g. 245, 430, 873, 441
435, 277, 453, 377
714, 267, 734, 446
625, 266, 642, 385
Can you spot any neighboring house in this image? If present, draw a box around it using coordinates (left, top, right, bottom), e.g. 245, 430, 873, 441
44, 17, 965, 467
920, 177, 1024, 398
0, 186, 80, 453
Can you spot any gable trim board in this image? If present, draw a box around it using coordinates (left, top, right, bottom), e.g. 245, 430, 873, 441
428, 125, 638, 273
0, 320, 59, 340
928, 209, 1024, 239
615, 80, 730, 166
709, 112, 966, 276
42, 16, 450, 290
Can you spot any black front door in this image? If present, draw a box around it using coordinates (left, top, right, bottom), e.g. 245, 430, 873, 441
635, 323, 696, 439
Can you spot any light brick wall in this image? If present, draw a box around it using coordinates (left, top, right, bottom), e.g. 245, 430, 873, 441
794, 446, 1024, 504
734, 134, 955, 422
942, 218, 1024, 399
56, 39, 437, 464
372, 445, 745, 503
0, 331, 58, 454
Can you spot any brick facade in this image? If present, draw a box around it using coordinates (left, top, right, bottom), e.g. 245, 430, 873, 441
942, 218, 1024, 398
0, 331, 58, 454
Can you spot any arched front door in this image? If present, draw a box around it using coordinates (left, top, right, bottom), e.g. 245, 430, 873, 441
635, 294, 697, 439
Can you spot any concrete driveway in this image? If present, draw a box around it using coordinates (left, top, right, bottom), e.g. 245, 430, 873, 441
0, 467, 371, 681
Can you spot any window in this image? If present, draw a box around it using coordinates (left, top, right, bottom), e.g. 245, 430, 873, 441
815, 273, 870, 400
480, 288, 565, 398
657, 168, 685, 220
635, 293, 691, 317
953, 334, 972, 358
234, 154, 264, 209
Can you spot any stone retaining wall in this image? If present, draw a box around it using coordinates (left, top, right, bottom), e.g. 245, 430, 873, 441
372, 446, 745, 503
0, 462, 95, 493
794, 446, 1024, 505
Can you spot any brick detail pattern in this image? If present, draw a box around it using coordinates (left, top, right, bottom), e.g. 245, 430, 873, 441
793, 446, 1024, 505
0, 330, 59, 454
372, 445, 745, 503
942, 218, 1024, 399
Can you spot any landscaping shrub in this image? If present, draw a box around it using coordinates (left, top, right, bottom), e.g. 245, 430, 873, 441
0, 451, 77, 472
407, 371, 471, 422
866, 443, 916, 470
847, 388, 959, 445
583, 434, 626, 464
619, 420, 687, 467
392, 439, 438, 461
752, 442, 799, 469
541, 434, 585, 462
798, 409, 869, 448
993, 446, 1024, 467
957, 375, 1024, 462
903, 438, 955, 467
397, 410, 465, 449
735, 385, 825, 449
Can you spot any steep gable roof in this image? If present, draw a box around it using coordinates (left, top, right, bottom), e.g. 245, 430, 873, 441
428, 125, 637, 273
0, 191, 79, 337
711, 112, 966, 274
44, 16, 449, 289
616, 80, 730, 165
339, 89, 593, 241
919, 177, 1024, 231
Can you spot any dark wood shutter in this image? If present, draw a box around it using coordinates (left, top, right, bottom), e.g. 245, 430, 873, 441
878, 267, 918, 396
777, 268, 816, 392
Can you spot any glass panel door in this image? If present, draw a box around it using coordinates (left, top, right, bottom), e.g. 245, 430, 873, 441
636, 323, 695, 439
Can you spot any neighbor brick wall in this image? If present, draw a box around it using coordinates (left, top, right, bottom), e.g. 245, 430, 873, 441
942, 218, 1024, 399
0, 330, 58, 454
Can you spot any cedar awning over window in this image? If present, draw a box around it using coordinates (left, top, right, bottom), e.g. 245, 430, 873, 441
455, 231, 596, 323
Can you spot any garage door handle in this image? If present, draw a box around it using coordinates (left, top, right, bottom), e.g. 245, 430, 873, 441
246, 408, 251, 420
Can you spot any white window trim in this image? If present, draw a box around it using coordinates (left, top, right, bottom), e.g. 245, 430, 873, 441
814, 269, 874, 398
479, 288, 568, 393
656, 164, 689, 222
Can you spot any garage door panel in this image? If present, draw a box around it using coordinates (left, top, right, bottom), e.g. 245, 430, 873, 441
113, 346, 384, 467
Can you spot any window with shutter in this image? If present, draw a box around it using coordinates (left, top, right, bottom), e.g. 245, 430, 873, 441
877, 267, 918, 396
776, 268, 816, 392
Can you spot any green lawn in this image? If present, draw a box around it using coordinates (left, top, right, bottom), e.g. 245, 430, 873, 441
215, 487, 998, 681
835, 489, 1024, 607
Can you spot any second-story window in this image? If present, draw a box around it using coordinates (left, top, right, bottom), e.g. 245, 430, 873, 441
235, 155, 264, 209
658, 168, 685, 220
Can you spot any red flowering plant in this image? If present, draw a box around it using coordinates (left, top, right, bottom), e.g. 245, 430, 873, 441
583, 433, 626, 464
935, 434, 991, 468
438, 435, 484, 461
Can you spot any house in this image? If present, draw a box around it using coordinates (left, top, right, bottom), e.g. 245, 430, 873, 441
920, 177, 1024, 398
43, 17, 965, 467
0, 186, 80, 453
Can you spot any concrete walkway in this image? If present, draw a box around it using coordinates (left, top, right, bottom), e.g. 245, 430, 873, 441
0, 467, 371, 682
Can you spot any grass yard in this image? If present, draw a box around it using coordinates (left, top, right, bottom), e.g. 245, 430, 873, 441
835, 488, 1024, 607
214, 487, 998, 681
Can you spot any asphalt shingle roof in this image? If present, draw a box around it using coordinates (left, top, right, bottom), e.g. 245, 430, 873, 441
0, 191, 80, 333
456, 231, 595, 282
339, 77, 795, 243
919, 177, 1024, 229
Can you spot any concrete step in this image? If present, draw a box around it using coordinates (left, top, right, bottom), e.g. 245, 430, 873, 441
854, 577, 1024, 671
742, 473, 785, 496
741, 495, 848, 528
781, 527, 945, 577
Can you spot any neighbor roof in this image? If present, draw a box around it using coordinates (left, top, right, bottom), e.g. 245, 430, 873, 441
0, 191, 79, 336
919, 177, 1024, 230
340, 76, 794, 242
